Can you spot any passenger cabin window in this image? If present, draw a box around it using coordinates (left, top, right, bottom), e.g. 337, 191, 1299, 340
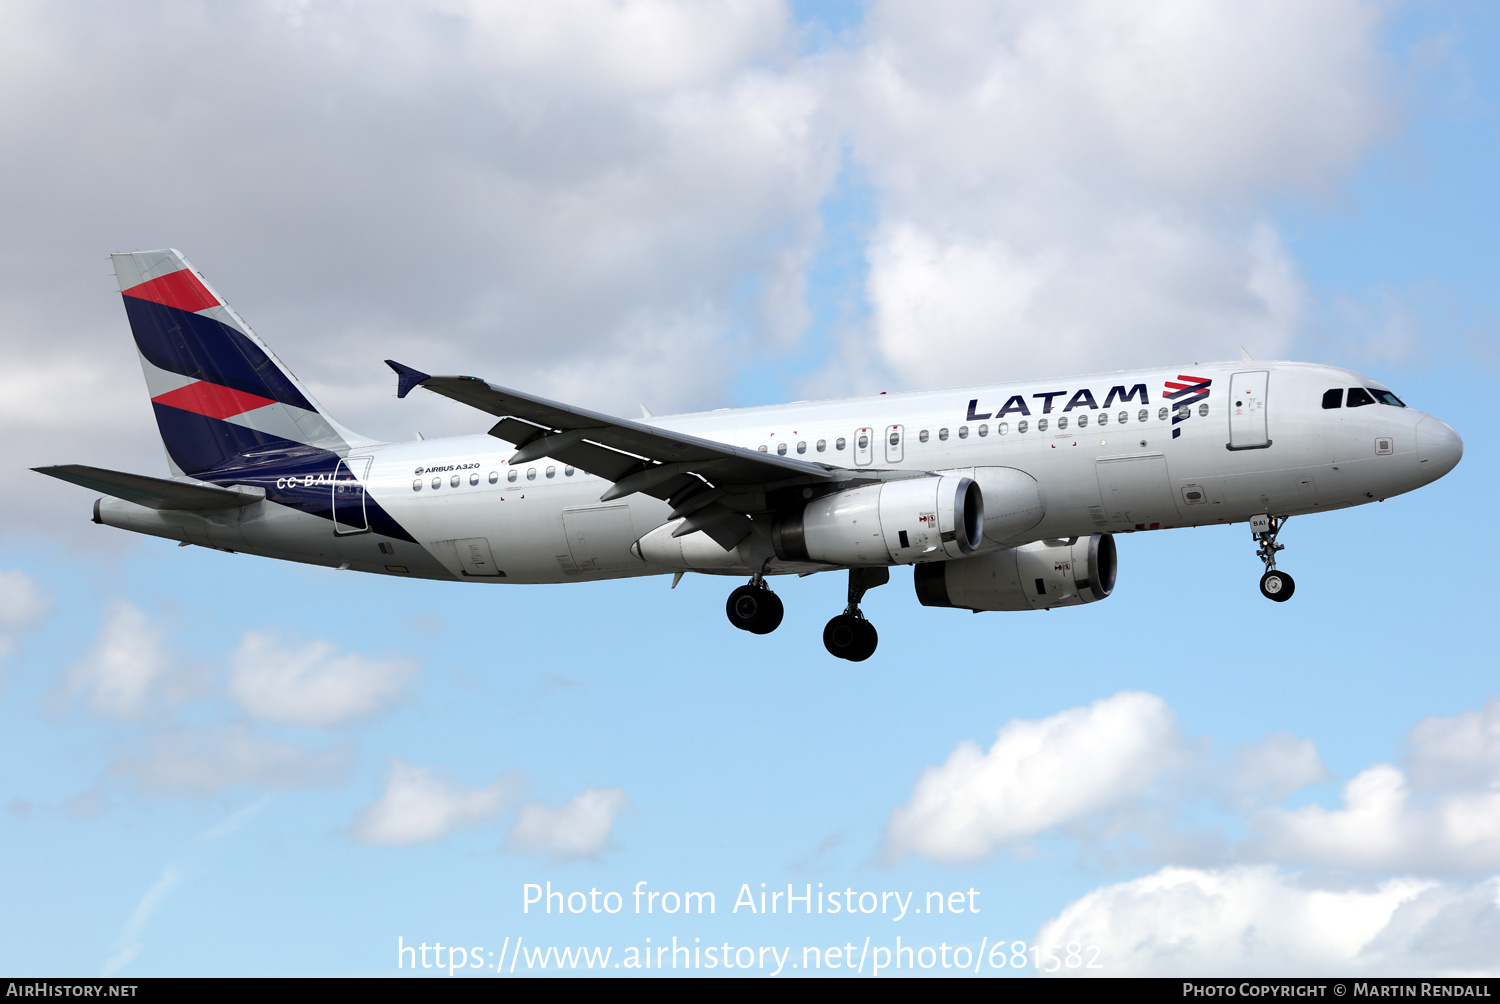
1157, 407, 1168, 421
1017, 420, 1028, 433
816, 440, 826, 452
1056, 417, 1068, 431
938, 428, 949, 441
565, 466, 575, 476
978, 424, 988, 437
432, 476, 441, 489
546, 466, 556, 478
1098, 413, 1108, 426
758, 444, 768, 452
1370, 389, 1406, 407
957, 426, 968, 439
1136, 409, 1147, 423
1347, 387, 1375, 408
919, 430, 930, 443
488, 471, 498, 484
1322, 388, 1342, 409
797, 441, 807, 454
889, 430, 900, 446
998, 422, 1009, 435
777, 442, 788, 456
1198, 403, 1209, 417
450, 474, 460, 488
412, 479, 422, 492
1038, 418, 1049, 432
470, 473, 479, 486
507, 470, 518, 483
1077, 414, 1088, 428
836, 438, 846, 451
527, 468, 537, 481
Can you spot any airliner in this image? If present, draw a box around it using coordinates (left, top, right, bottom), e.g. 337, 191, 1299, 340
36, 250, 1463, 660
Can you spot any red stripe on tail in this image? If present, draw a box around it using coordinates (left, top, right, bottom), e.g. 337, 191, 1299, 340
152, 381, 276, 420
121, 269, 221, 313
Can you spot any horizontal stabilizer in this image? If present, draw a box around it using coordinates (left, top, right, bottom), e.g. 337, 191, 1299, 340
33, 465, 265, 511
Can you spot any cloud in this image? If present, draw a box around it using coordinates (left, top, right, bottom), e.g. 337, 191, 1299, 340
1222, 732, 1331, 810
115, 724, 350, 795
884, 691, 1186, 863
228, 631, 417, 727
832, 0, 1391, 389
351, 761, 522, 846
507, 786, 631, 860
62, 600, 173, 718
0, 568, 51, 657
1036, 866, 1500, 977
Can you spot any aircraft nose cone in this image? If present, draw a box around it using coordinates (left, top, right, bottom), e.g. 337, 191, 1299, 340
1416, 416, 1463, 483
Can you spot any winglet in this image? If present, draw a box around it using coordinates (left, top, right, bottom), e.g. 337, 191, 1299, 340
1240, 346, 1254, 362
385, 360, 432, 399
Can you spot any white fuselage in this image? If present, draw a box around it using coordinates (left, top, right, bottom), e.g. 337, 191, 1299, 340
97, 360, 1461, 586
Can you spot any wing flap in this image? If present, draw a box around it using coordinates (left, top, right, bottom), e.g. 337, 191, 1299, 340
34, 465, 265, 511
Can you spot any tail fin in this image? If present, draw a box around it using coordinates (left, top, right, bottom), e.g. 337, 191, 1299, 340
112, 249, 361, 477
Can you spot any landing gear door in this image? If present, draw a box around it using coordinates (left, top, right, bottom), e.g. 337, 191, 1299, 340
1228, 371, 1270, 450
854, 428, 874, 466
332, 456, 372, 535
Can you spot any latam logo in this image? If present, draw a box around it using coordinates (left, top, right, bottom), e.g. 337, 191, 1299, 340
1163, 375, 1212, 439
965, 383, 1152, 421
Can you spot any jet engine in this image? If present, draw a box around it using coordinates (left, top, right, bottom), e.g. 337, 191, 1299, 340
914, 534, 1116, 611
773, 475, 982, 566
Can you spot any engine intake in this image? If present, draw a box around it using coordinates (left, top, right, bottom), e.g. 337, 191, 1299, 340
774, 475, 983, 566
914, 534, 1116, 611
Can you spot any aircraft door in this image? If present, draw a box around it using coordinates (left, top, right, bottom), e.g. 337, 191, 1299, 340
332, 456, 372, 535
885, 425, 904, 464
1228, 371, 1270, 450
854, 428, 874, 466
563, 505, 646, 572
455, 536, 503, 577
1096, 454, 1177, 528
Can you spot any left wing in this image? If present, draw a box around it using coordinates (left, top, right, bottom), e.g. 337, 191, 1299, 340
387, 361, 841, 548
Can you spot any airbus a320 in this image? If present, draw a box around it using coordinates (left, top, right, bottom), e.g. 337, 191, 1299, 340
36, 250, 1464, 661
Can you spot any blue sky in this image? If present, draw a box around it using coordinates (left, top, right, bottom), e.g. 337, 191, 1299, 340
2, 0, 1498, 978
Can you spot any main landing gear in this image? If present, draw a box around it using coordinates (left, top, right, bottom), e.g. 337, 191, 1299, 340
1252, 514, 1295, 603
726, 578, 784, 635
824, 567, 888, 662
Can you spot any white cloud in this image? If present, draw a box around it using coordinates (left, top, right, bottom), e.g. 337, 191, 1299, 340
63, 600, 171, 718
0, 569, 50, 683
885, 691, 1186, 863
116, 724, 350, 795
1036, 866, 1500, 977
351, 761, 521, 846
1408, 699, 1500, 790
833, 0, 1390, 389
507, 786, 631, 860
1223, 731, 1331, 809
228, 631, 417, 727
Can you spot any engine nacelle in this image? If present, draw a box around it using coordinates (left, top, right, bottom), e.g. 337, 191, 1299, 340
773, 475, 983, 566
914, 534, 1117, 611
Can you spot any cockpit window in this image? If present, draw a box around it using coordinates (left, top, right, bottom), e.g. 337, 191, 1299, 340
1369, 388, 1406, 407
1321, 389, 1342, 409
1346, 387, 1375, 408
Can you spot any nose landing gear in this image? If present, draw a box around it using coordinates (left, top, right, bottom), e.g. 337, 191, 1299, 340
824, 567, 888, 661
726, 578, 784, 634
1252, 514, 1295, 602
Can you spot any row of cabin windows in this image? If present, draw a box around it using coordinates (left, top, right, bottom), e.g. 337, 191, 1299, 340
1322, 387, 1407, 410
412, 466, 576, 491
755, 405, 1207, 453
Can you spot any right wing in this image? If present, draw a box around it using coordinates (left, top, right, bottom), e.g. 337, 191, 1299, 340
33, 465, 265, 511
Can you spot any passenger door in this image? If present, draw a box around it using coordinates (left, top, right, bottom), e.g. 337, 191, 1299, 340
1228, 371, 1270, 450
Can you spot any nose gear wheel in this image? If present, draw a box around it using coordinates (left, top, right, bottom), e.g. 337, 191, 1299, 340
1252, 515, 1295, 602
